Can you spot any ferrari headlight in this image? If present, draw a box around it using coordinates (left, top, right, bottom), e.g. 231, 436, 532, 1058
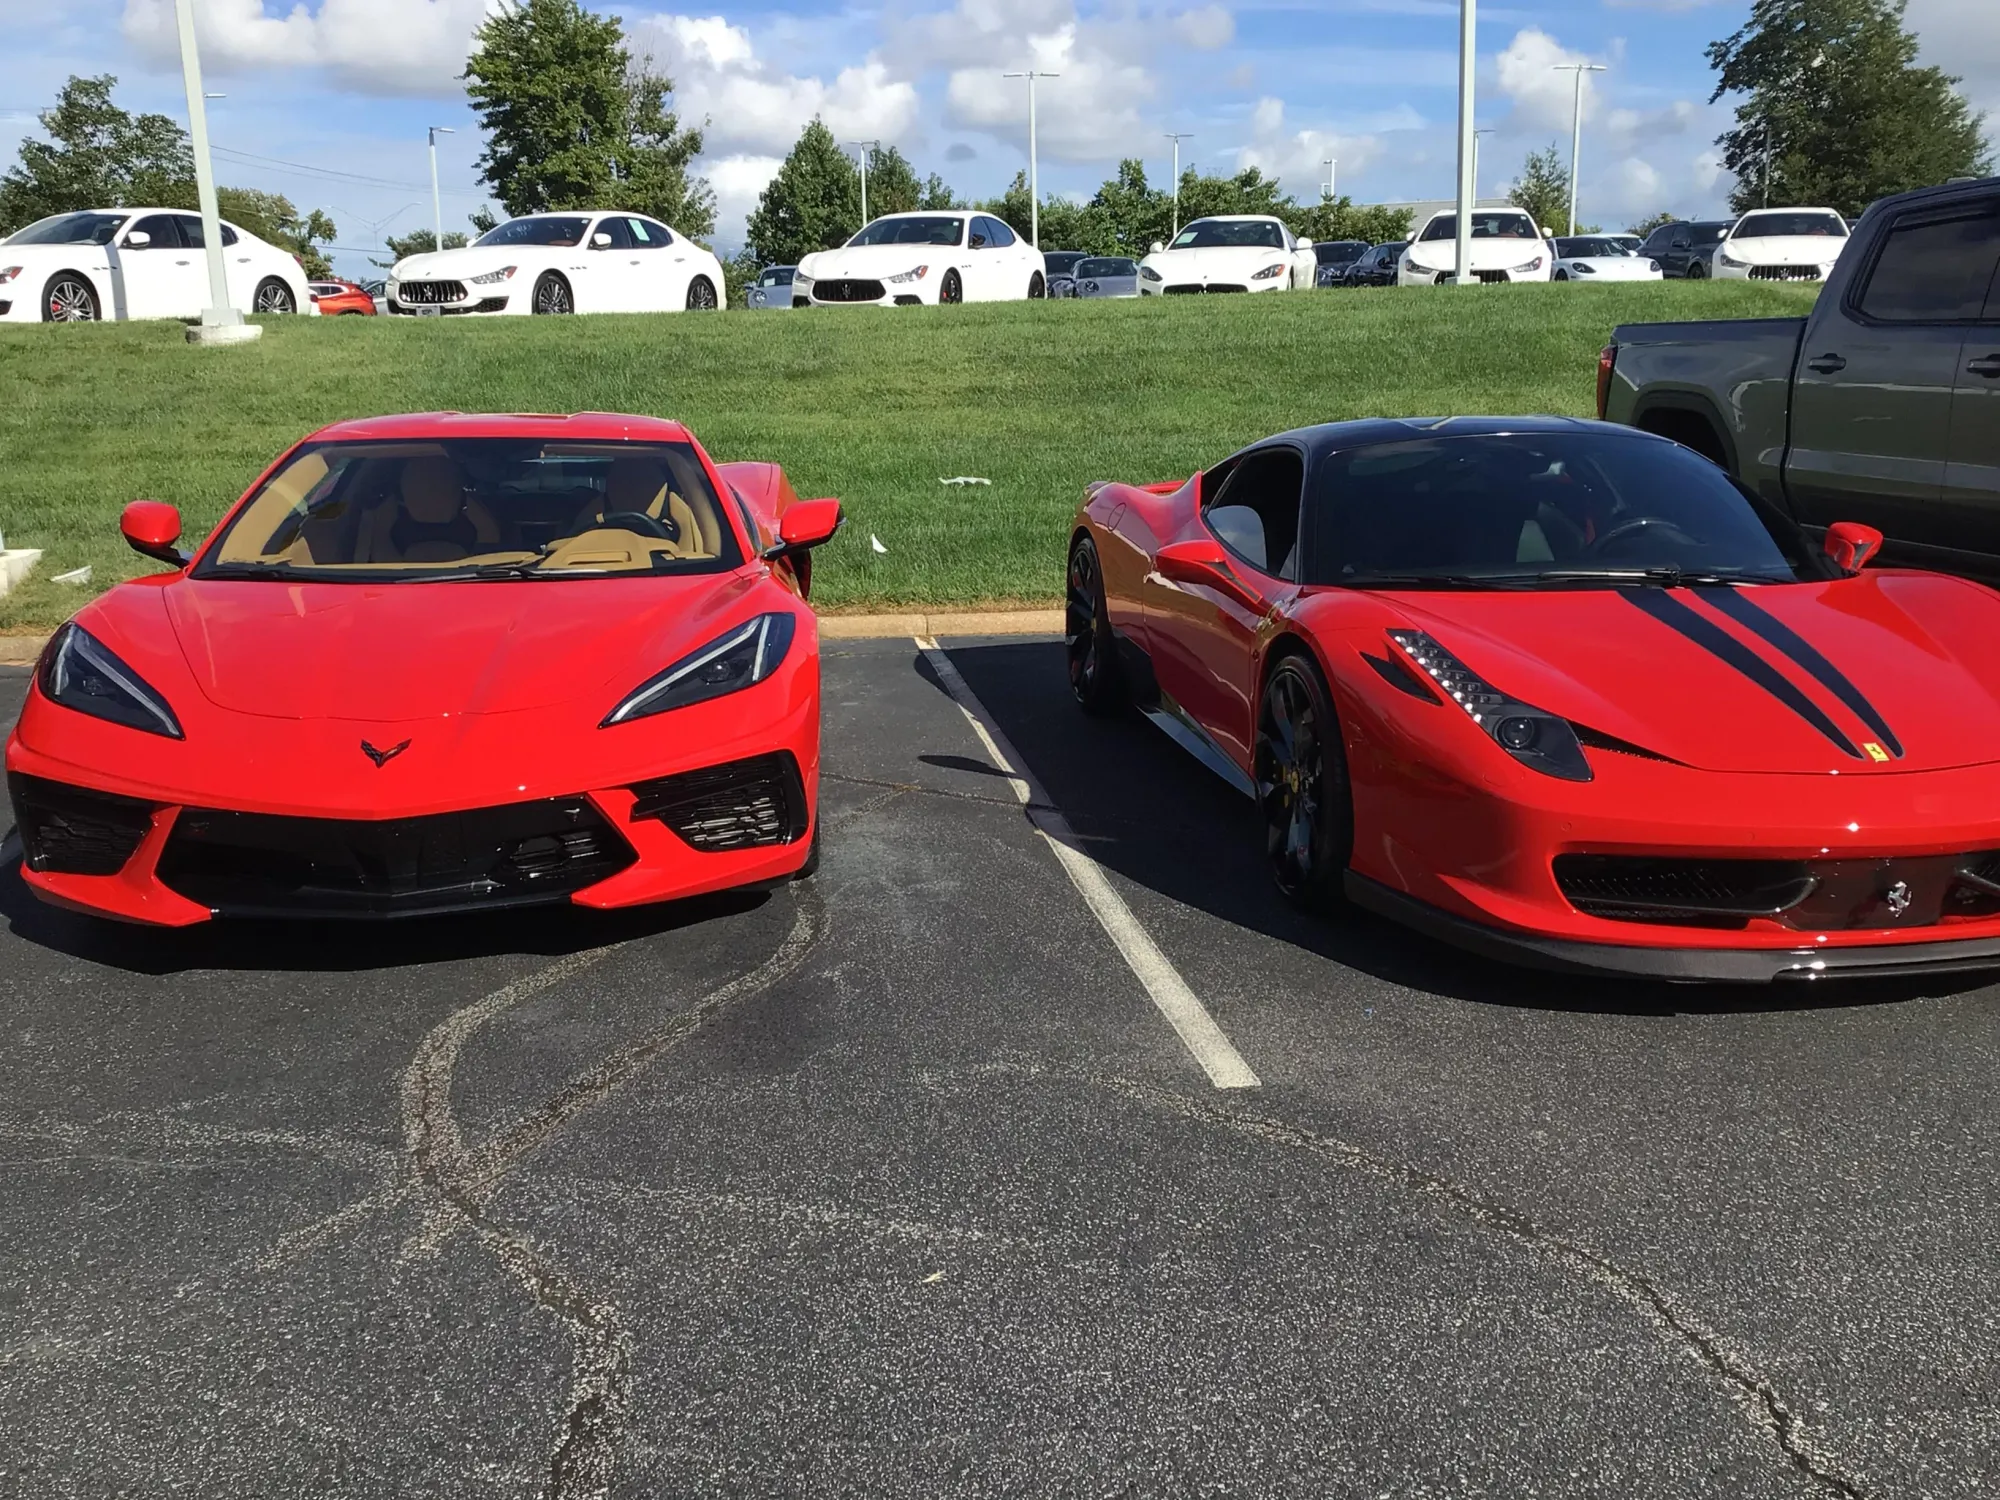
602, 613, 796, 727
1387, 630, 1590, 782
1251, 263, 1287, 280
468, 266, 517, 284
883, 265, 929, 284
37, 623, 184, 739
1510, 256, 1545, 273
1140, 265, 1163, 282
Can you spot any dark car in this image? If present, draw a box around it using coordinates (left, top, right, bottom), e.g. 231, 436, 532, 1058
1636, 220, 1733, 279
1310, 240, 1370, 288
1345, 241, 1408, 287
1044, 250, 1089, 298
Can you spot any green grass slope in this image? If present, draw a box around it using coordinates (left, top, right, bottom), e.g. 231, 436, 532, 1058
0, 281, 1816, 631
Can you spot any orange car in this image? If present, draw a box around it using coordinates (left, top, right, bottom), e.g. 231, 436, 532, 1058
309, 280, 377, 316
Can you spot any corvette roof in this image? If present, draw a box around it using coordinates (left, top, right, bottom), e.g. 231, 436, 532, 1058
302, 411, 695, 444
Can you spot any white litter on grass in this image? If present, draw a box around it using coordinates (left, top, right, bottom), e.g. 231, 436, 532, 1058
939, 476, 991, 487
870, 534, 889, 554
51, 565, 92, 586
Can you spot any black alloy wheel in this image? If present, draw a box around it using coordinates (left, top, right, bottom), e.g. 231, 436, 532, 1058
1687, 259, 1707, 280
685, 276, 718, 311
939, 269, 963, 305
1256, 652, 1353, 911
532, 272, 574, 314
43, 274, 99, 322
1028, 271, 1046, 299
1065, 535, 1122, 714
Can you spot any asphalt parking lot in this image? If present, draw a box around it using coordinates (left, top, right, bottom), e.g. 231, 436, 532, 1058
3, 636, 1997, 1499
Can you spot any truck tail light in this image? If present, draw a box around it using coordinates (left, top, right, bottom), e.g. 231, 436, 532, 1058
1596, 343, 1617, 420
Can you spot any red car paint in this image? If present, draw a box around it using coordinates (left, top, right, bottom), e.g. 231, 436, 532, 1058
1073, 416, 2000, 981
6, 412, 838, 925
309, 281, 377, 315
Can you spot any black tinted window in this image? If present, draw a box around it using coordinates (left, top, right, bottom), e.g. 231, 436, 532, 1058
594, 217, 634, 249
1857, 208, 2000, 322
128, 214, 183, 249
1206, 448, 1304, 579
980, 216, 1017, 247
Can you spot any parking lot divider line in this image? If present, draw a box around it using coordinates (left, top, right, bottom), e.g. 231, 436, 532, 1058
916, 638, 1261, 1091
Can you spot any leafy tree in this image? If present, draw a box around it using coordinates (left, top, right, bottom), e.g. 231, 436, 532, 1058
1173, 165, 1291, 224
1290, 197, 1413, 246
861, 145, 922, 217
378, 228, 471, 266
463, 0, 713, 234
1707, 0, 1989, 216
1505, 145, 1571, 235
745, 119, 861, 265
918, 173, 961, 210
1628, 209, 1679, 236
0, 74, 193, 232
1088, 159, 1174, 255
216, 188, 337, 278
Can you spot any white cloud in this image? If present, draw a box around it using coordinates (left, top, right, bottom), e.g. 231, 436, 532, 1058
1231, 96, 1384, 200
1172, 5, 1234, 51
120, 0, 493, 97
1494, 27, 1603, 136
941, 20, 1158, 163
703, 152, 784, 245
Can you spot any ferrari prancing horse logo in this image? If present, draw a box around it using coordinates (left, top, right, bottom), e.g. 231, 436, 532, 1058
1862, 742, 1890, 763
360, 739, 411, 768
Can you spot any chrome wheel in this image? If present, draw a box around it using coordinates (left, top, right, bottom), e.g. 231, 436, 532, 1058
1256, 655, 1351, 910
533, 273, 573, 314
44, 276, 98, 323
686, 276, 718, 310
253, 278, 296, 313
1066, 536, 1120, 713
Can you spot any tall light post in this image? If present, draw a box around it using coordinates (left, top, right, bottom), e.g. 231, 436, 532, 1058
1163, 132, 1193, 237
1451, 0, 1476, 285
1003, 71, 1059, 248
1552, 62, 1606, 235
173, 0, 252, 341
1322, 157, 1337, 202
427, 125, 455, 252
1472, 127, 1493, 201
848, 139, 881, 225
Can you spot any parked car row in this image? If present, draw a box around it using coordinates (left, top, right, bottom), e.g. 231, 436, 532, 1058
0, 208, 317, 322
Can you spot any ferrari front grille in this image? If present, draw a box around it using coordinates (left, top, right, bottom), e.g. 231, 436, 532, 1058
812, 279, 885, 303
629, 752, 809, 851
1554, 854, 1816, 926
397, 280, 466, 304
7, 773, 156, 876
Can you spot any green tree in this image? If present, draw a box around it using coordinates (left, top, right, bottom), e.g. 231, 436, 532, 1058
463, 0, 713, 234
1504, 145, 1571, 235
216, 188, 337, 278
861, 145, 922, 217
918, 173, 962, 210
1290, 197, 1413, 246
1628, 209, 1679, 236
745, 119, 861, 265
378, 228, 471, 266
1707, 0, 1989, 216
1173, 165, 1292, 224
0, 74, 193, 232
1089, 159, 1173, 255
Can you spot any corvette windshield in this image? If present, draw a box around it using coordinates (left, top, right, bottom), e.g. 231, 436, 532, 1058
1418, 213, 1540, 242
473, 216, 592, 248
1169, 220, 1287, 250
847, 216, 964, 247
196, 439, 743, 581
1312, 432, 1812, 587
8, 212, 128, 246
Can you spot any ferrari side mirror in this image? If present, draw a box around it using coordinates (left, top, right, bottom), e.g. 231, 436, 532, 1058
1824, 521, 1883, 575
1155, 538, 1264, 612
121, 500, 187, 568
769, 498, 844, 555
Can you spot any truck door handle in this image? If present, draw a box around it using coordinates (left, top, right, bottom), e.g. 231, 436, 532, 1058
1967, 354, 2000, 378
1806, 353, 1847, 374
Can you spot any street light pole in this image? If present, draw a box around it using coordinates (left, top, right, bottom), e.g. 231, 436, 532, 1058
1452, 0, 1476, 285
1472, 127, 1493, 201
428, 126, 455, 252
1163, 132, 1192, 238
1322, 157, 1336, 201
173, 0, 250, 339
848, 140, 881, 225
1552, 62, 1606, 236
1003, 72, 1059, 248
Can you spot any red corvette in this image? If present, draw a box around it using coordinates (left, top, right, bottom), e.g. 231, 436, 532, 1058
1067, 417, 2000, 981
6, 412, 842, 924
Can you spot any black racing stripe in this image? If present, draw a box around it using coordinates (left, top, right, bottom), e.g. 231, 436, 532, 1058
1625, 590, 1863, 759
1694, 586, 1903, 758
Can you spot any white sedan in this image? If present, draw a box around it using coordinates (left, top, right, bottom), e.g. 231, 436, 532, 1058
0, 208, 317, 323
1398, 208, 1553, 285
1138, 216, 1316, 294
794, 213, 1047, 306
1710, 207, 1849, 283
1551, 236, 1663, 283
387, 211, 725, 316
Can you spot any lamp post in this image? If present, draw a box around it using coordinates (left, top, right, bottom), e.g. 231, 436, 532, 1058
1321, 157, 1337, 202
849, 139, 881, 226
1451, 0, 1476, 285
1003, 72, 1059, 248
1163, 132, 1192, 238
427, 125, 455, 252
1552, 62, 1606, 236
173, 0, 252, 341
1472, 127, 1493, 201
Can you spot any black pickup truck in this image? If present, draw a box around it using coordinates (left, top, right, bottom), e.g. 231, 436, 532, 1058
1599, 176, 2000, 577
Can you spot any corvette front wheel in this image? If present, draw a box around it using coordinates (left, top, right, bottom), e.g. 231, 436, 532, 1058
1256, 651, 1352, 912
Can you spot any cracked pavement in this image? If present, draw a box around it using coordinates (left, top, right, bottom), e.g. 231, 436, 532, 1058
2, 638, 1997, 1498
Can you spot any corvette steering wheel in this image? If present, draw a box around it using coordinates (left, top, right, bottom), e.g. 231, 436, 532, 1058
1589, 516, 1698, 555
595, 510, 676, 540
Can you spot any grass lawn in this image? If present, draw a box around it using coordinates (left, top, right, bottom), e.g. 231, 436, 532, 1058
0, 280, 1817, 632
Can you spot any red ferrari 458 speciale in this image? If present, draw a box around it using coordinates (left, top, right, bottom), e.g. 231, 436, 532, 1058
6, 411, 842, 924
1067, 416, 2000, 982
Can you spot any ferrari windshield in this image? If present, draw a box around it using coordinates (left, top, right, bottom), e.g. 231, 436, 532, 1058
197, 439, 743, 580
847, 216, 964, 247
1169, 220, 1287, 250
474, 216, 592, 248
1418, 213, 1540, 242
1312, 432, 1811, 587
8, 212, 128, 246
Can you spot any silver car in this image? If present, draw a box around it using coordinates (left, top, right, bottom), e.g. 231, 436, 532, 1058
746, 264, 797, 309
1071, 256, 1142, 299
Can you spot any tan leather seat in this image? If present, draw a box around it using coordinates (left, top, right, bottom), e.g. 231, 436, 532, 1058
571, 457, 721, 558
395, 457, 474, 562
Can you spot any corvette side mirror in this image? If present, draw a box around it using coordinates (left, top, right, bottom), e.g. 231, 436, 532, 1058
1824, 521, 1883, 575
1155, 538, 1264, 611
121, 500, 187, 567
769, 498, 844, 555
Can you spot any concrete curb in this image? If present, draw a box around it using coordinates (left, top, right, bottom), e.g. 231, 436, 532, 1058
0, 636, 47, 665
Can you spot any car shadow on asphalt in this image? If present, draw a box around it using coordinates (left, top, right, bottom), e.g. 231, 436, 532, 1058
930, 640, 1992, 1018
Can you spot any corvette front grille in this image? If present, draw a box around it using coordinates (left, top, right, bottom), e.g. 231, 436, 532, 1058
629, 752, 809, 851
8, 773, 156, 876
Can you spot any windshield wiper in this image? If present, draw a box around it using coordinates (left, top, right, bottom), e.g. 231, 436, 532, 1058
1338, 573, 1543, 590
1529, 567, 1789, 588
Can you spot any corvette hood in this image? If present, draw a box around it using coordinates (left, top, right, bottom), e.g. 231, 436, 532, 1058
799, 244, 953, 279
1723, 234, 1845, 267
159, 573, 761, 722
1370, 575, 2000, 775
1142, 246, 1290, 280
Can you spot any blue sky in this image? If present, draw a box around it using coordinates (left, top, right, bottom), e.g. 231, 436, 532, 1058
1, 0, 1991, 277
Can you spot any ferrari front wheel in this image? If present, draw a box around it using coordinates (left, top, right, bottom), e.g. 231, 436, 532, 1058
1256, 651, 1352, 912
1066, 535, 1122, 714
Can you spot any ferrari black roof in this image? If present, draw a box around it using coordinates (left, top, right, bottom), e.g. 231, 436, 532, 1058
1256, 414, 1656, 461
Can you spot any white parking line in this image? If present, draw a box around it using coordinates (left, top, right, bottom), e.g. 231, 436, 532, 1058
917, 638, 1261, 1091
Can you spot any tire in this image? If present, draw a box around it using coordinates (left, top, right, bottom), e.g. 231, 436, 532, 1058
1065, 534, 1122, 714
685, 275, 718, 311
1255, 650, 1352, 913
532, 272, 574, 315
42, 273, 99, 323
253, 277, 297, 314
1686, 259, 1707, 280
939, 269, 963, 305
1554, 269, 1568, 282
1028, 271, 1045, 299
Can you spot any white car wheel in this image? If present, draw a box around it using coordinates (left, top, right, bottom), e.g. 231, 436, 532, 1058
253, 277, 297, 314
43, 273, 100, 322
532, 272, 574, 314
685, 276, 718, 311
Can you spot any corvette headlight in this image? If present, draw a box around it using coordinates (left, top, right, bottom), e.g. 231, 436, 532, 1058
883, 265, 929, 284
1510, 256, 1544, 273
468, 266, 517, 285
1140, 265, 1163, 282
37, 623, 184, 739
602, 613, 796, 727
1251, 263, 1287, 280
1388, 630, 1590, 782
1717, 250, 1746, 269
